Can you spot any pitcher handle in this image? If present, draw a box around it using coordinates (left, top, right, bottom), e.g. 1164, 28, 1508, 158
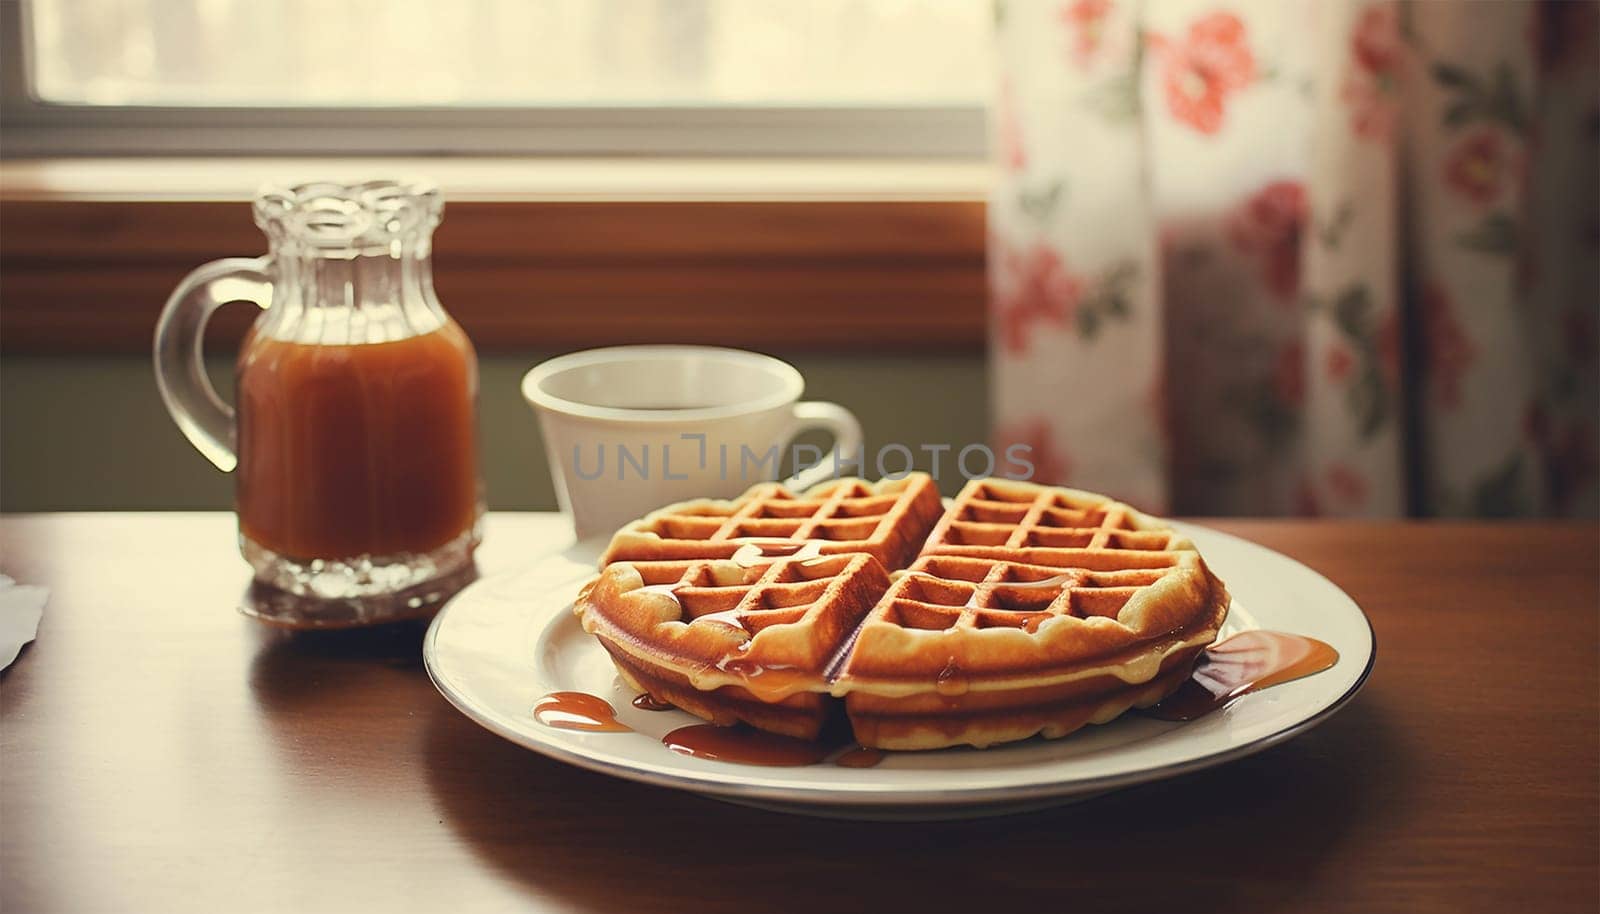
152, 257, 272, 472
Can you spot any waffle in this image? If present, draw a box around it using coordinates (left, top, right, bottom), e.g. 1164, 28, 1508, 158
600, 474, 945, 572
575, 475, 1231, 750
579, 553, 890, 739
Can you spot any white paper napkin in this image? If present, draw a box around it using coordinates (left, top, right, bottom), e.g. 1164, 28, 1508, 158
0, 574, 47, 670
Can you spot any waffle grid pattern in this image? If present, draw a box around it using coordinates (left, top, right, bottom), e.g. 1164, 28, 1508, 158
877, 555, 1176, 634
926, 481, 1177, 553
628, 553, 870, 638
625, 480, 921, 548
609, 477, 1195, 638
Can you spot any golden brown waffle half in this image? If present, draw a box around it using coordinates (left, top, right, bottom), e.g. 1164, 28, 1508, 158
575, 475, 1231, 750
834, 552, 1228, 749
599, 474, 945, 572
833, 479, 1229, 748
579, 553, 890, 740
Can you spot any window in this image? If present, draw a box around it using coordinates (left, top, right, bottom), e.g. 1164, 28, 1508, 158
3, 0, 992, 157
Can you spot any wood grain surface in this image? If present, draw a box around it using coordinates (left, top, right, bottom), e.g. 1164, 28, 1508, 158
1, 513, 1596, 914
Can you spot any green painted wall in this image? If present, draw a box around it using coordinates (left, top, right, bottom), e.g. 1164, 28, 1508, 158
0, 353, 988, 512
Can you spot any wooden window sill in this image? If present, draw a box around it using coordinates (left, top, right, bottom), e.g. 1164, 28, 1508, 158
0, 158, 988, 353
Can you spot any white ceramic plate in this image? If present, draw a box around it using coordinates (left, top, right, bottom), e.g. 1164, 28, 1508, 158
424, 523, 1374, 820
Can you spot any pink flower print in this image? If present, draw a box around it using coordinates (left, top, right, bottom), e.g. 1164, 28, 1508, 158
1061, 0, 1113, 69
1272, 340, 1307, 408
998, 79, 1028, 173
1228, 180, 1309, 305
1326, 341, 1356, 383
1420, 281, 1478, 409
1147, 12, 1257, 135
993, 241, 1086, 354
1444, 128, 1509, 206
1326, 462, 1370, 507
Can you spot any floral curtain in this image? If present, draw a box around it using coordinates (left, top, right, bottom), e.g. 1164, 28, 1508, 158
989, 0, 1599, 517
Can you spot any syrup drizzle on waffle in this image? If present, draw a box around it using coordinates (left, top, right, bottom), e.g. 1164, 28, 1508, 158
714, 657, 814, 702
632, 693, 674, 711
730, 539, 824, 567
636, 585, 749, 632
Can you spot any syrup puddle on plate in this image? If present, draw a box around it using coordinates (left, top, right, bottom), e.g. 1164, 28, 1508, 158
532, 691, 630, 732
662, 724, 834, 767
1145, 630, 1339, 721
530, 692, 881, 767
832, 745, 887, 768
661, 725, 887, 768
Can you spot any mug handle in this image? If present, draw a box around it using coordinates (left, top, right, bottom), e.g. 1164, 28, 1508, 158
152, 257, 273, 472
782, 401, 864, 491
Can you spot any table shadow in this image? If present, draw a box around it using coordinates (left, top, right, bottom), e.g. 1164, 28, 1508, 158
247, 617, 434, 712
421, 693, 1408, 914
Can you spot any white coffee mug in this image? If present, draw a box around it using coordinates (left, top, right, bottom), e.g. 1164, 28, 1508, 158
522, 346, 863, 541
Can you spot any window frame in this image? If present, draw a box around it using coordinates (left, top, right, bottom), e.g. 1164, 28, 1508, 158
0, 2, 988, 160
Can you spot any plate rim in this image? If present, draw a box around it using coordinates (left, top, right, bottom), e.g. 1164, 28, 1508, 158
423, 522, 1376, 807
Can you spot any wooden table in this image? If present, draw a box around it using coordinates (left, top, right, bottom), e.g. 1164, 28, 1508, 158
2, 514, 1595, 914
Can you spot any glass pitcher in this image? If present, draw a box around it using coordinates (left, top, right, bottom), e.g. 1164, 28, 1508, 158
154, 179, 484, 628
